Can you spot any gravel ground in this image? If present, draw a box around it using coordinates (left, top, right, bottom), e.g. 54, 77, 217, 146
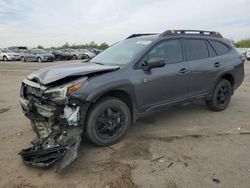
0, 60, 249, 188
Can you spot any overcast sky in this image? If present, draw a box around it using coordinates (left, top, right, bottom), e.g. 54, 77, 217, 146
0, 0, 250, 48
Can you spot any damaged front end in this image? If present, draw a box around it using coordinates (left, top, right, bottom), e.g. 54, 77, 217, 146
19, 78, 89, 171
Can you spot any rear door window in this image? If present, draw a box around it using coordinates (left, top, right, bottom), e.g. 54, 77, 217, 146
206, 41, 217, 57
185, 39, 209, 61
209, 40, 230, 55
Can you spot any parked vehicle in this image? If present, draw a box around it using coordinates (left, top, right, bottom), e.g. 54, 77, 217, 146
89, 48, 103, 55
21, 49, 55, 62
78, 49, 96, 58
51, 50, 73, 61
0, 49, 21, 61
246, 49, 250, 60
19, 30, 244, 169
61, 49, 87, 60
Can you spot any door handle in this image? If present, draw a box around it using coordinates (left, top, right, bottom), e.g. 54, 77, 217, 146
179, 68, 188, 74
214, 62, 221, 67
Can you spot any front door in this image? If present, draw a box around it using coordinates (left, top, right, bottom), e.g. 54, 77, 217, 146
133, 39, 190, 112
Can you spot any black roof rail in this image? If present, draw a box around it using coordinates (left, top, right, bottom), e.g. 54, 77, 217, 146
126, 33, 159, 39
159, 30, 223, 38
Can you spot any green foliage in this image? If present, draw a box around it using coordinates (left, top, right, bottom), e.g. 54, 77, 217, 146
37, 45, 44, 49
234, 39, 250, 48
53, 41, 109, 50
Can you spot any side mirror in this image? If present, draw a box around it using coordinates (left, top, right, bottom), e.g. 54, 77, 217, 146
142, 58, 165, 71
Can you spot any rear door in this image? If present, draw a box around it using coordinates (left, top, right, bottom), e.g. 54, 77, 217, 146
183, 38, 221, 98
25, 50, 37, 61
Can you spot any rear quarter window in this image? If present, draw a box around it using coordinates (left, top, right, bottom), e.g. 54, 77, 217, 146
184, 39, 209, 61
209, 40, 230, 56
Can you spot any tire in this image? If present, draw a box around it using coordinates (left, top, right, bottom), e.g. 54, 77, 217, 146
3, 56, 8, 61
37, 57, 42, 63
73, 55, 77, 60
21, 56, 26, 62
85, 97, 131, 146
206, 79, 232, 111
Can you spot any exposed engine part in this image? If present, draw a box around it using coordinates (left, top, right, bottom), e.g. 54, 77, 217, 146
35, 103, 55, 118
63, 105, 80, 126
35, 121, 52, 138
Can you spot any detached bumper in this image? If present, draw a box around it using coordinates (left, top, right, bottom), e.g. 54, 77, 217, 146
19, 127, 82, 169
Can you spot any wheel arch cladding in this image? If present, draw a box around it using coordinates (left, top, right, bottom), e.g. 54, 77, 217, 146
221, 73, 235, 88
89, 90, 135, 123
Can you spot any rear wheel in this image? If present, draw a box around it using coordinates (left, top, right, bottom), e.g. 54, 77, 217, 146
85, 97, 131, 146
3, 56, 8, 61
206, 79, 232, 111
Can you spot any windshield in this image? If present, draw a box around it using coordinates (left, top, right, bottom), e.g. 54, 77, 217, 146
90, 38, 152, 65
1, 49, 11, 53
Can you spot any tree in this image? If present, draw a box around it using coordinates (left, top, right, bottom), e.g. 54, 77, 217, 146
37, 45, 44, 49
61, 42, 70, 49
50, 41, 109, 50
99, 42, 109, 50
234, 39, 250, 48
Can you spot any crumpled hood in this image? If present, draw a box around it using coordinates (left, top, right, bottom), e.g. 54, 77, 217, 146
27, 63, 120, 85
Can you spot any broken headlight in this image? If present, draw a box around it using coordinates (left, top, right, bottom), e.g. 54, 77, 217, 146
44, 83, 81, 101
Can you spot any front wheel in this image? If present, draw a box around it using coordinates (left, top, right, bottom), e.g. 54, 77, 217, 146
37, 57, 42, 63
3, 56, 8, 61
206, 79, 232, 111
85, 97, 131, 146
21, 56, 26, 62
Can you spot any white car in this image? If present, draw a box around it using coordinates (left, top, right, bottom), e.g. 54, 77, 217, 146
0, 49, 21, 61
61, 49, 85, 60
78, 49, 96, 59
246, 49, 250, 60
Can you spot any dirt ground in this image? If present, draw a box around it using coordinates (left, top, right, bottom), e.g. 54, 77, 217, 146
0, 60, 250, 188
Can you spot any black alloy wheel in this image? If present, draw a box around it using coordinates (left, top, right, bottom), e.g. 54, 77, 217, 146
206, 79, 232, 111
86, 97, 131, 146
95, 107, 125, 139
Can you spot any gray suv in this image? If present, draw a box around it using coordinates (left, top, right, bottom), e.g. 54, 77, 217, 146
19, 30, 245, 169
